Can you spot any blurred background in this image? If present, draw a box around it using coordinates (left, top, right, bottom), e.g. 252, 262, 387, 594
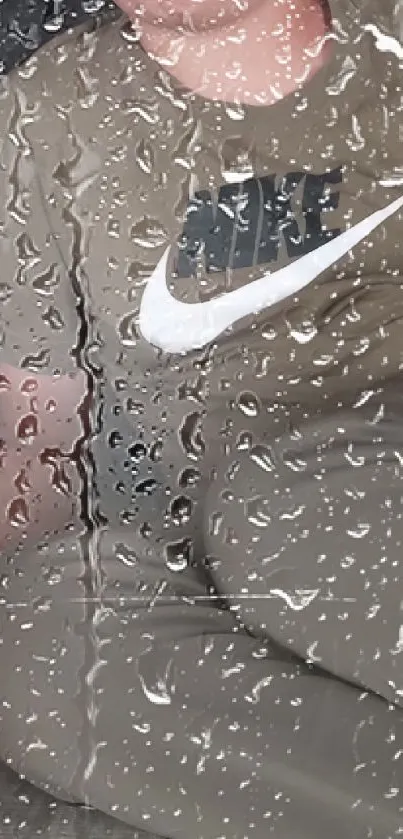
0, 0, 119, 74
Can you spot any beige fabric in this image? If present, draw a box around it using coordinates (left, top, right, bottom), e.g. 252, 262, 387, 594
2, 3, 403, 837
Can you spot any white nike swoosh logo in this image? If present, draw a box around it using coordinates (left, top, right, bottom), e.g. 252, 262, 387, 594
139, 194, 403, 354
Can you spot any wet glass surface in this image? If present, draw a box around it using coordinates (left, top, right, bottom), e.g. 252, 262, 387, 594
0, 0, 118, 75
2, 1, 403, 837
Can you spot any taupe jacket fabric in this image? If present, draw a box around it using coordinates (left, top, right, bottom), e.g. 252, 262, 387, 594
2, 3, 403, 836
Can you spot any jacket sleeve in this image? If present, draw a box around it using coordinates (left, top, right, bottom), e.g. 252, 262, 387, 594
0, 69, 80, 375
1, 391, 403, 839
0, 70, 86, 552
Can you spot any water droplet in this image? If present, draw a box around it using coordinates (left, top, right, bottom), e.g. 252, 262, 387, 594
236, 391, 260, 417
225, 527, 239, 545
17, 414, 39, 445
178, 412, 205, 460
114, 543, 138, 568
245, 675, 274, 704
120, 509, 138, 525
208, 511, 223, 537
170, 495, 192, 526
32, 264, 60, 295
14, 468, 30, 495
345, 447, 365, 468
165, 537, 193, 572
178, 466, 201, 488
55, 463, 73, 496
150, 440, 163, 462
21, 350, 51, 371
108, 430, 124, 449
0, 374, 11, 392
0, 284, 13, 304
130, 218, 167, 249
126, 398, 145, 416
128, 441, 147, 461
42, 566, 63, 586
42, 306, 65, 333
43, 2, 65, 33
245, 496, 271, 527
254, 353, 273, 377
118, 312, 138, 347
250, 444, 276, 472
32, 596, 52, 613
120, 21, 141, 44
136, 138, 155, 175
341, 555, 355, 569
347, 522, 371, 539
39, 451, 72, 496
279, 504, 305, 521
327, 55, 358, 96
391, 626, 403, 656
282, 451, 307, 472
107, 218, 120, 239
288, 320, 318, 344
261, 323, 278, 341
20, 378, 38, 395
236, 431, 252, 451
138, 668, 172, 706
7, 497, 30, 527
136, 478, 158, 496
313, 352, 335, 368
139, 521, 152, 538
29, 395, 38, 413
82, 0, 107, 11
224, 101, 247, 121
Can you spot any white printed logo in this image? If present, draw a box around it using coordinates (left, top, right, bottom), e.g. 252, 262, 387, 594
139, 194, 403, 354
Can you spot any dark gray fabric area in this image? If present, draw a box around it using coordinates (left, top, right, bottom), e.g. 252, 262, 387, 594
0, 759, 158, 838
0, 0, 119, 75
